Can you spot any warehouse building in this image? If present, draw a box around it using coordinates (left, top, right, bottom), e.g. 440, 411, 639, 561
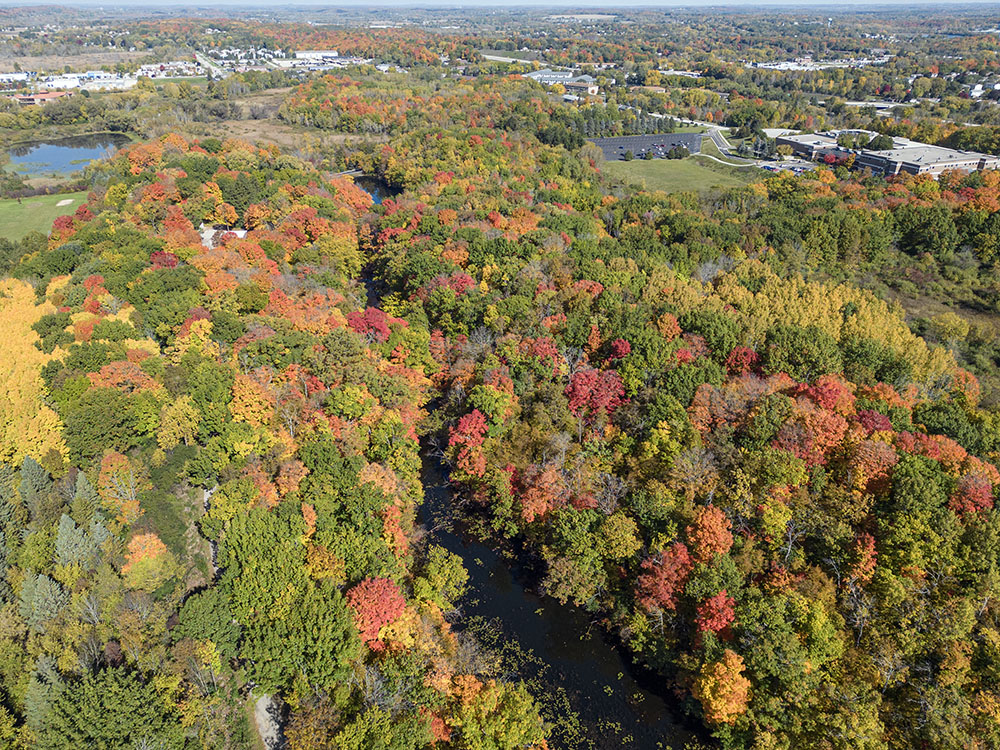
853, 140, 1000, 176
775, 130, 1000, 178
522, 69, 600, 93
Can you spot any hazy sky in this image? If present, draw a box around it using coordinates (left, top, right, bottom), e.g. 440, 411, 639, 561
19, 0, 1000, 6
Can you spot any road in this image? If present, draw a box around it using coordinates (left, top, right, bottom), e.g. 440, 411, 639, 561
674, 118, 737, 154
481, 53, 548, 65
692, 153, 762, 168
194, 51, 230, 79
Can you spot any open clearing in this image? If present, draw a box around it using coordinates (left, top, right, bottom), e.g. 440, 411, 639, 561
0, 191, 87, 240
0, 49, 147, 73
179, 117, 387, 151
601, 155, 758, 192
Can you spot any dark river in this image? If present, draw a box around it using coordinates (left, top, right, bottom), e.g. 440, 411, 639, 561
420, 453, 698, 750
7, 133, 131, 176
353, 174, 397, 204
354, 168, 699, 749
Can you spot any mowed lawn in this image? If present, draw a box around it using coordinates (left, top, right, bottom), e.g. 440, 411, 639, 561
602, 156, 757, 193
0, 191, 88, 240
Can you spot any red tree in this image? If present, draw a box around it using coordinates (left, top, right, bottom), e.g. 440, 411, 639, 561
517, 463, 565, 523
608, 338, 631, 360
856, 409, 892, 435
949, 474, 994, 517
725, 346, 759, 376
635, 542, 694, 612
449, 409, 489, 477
346, 577, 407, 647
850, 532, 878, 583
695, 590, 736, 636
347, 307, 393, 342
565, 368, 625, 424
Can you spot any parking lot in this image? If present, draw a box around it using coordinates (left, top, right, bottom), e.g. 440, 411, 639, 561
757, 158, 816, 175
589, 133, 703, 161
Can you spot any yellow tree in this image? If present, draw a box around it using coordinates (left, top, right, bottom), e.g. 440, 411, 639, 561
122, 532, 179, 592
230, 374, 275, 428
157, 395, 200, 450
694, 649, 751, 725
0, 280, 67, 467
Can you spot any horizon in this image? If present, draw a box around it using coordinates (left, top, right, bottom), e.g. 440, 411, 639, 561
2, 0, 1000, 8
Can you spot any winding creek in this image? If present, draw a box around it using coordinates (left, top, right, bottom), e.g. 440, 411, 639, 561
353, 174, 698, 749
420, 453, 696, 750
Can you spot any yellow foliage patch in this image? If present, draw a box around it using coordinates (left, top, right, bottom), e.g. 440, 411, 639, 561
0, 280, 67, 466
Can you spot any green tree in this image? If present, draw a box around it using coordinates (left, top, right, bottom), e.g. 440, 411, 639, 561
452, 681, 547, 750
18, 574, 67, 634
333, 708, 431, 750
414, 544, 468, 610
36, 667, 186, 750
762, 324, 842, 382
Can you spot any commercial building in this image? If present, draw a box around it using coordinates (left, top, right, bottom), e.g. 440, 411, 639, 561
137, 61, 202, 78
854, 141, 1000, 177
563, 79, 599, 96
775, 132, 839, 160
10, 91, 71, 105
657, 69, 701, 79
522, 69, 599, 92
0, 72, 31, 85
295, 50, 339, 60
775, 130, 1000, 178
273, 55, 371, 71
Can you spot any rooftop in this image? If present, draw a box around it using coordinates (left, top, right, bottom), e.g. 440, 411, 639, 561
777, 133, 836, 147
865, 143, 987, 165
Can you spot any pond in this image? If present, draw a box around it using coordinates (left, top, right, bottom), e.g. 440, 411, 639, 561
421, 452, 701, 750
6, 133, 131, 176
353, 174, 399, 205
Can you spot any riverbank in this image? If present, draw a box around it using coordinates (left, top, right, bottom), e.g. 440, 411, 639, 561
419, 449, 702, 750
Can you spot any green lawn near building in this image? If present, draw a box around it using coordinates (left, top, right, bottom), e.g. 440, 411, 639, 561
0, 191, 88, 240
601, 156, 757, 193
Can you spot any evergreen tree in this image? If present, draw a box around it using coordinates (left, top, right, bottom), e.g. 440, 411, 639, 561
18, 573, 68, 634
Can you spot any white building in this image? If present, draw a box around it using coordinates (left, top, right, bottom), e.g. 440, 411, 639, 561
295, 50, 339, 60
776, 129, 1000, 178
522, 68, 600, 93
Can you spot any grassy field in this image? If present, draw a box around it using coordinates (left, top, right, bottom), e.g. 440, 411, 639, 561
154, 76, 209, 86
0, 191, 87, 240
602, 155, 756, 192
701, 136, 756, 163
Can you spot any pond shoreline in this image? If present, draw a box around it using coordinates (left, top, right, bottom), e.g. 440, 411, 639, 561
6, 132, 132, 178
3, 129, 138, 150
419, 448, 706, 750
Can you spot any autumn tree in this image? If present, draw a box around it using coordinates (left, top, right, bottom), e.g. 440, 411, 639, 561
687, 505, 733, 563
694, 649, 751, 725
346, 576, 407, 647
122, 532, 179, 592
97, 452, 146, 527
636, 542, 694, 612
